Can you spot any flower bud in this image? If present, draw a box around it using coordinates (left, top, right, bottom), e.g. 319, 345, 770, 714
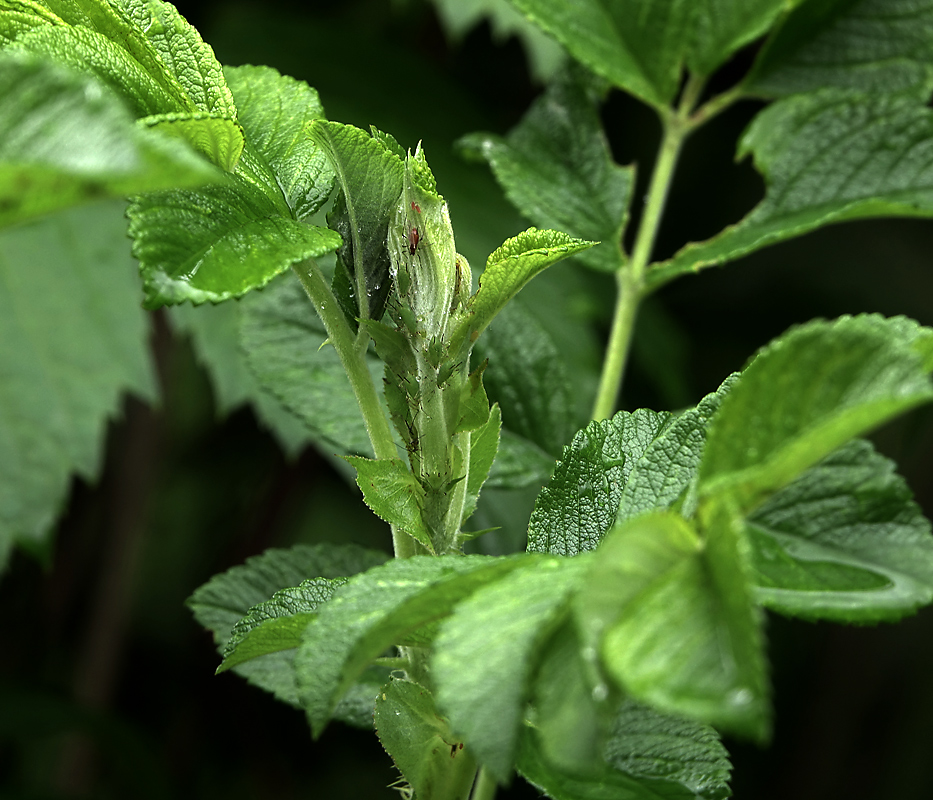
387, 148, 458, 341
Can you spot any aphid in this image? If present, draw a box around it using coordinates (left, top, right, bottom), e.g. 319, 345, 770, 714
408, 225, 420, 256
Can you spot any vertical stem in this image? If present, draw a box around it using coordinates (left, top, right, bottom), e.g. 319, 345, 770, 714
291, 260, 417, 558
470, 767, 498, 800
590, 78, 702, 421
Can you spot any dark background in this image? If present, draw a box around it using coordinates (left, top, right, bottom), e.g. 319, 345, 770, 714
3, 1, 933, 798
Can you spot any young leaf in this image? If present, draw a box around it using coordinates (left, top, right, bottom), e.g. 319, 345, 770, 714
432, 556, 587, 782
131, 64, 339, 307
224, 65, 333, 221
305, 120, 404, 320
454, 227, 595, 342
0, 52, 218, 228
650, 91, 933, 289
129, 177, 340, 308
698, 315, 933, 515
746, 0, 933, 98
239, 275, 384, 456
586, 512, 769, 739
117, 0, 236, 117
295, 554, 534, 737
186, 542, 387, 710
0, 201, 156, 570
460, 65, 631, 273
461, 403, 501, 522
374, 679, 475, 800
345, 456, 434, 553
8, 24, 181, 116
139, 110, 243, 172
747, 438, 933, 622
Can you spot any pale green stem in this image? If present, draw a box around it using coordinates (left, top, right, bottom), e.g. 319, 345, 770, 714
589, 77, 703, 421
470, 767, 497, 800
291, 260, 417, 558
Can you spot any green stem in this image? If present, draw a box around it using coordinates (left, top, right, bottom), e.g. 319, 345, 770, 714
470, 767, 497, 800
589, 78, 701, 421
291, 260, 417, 558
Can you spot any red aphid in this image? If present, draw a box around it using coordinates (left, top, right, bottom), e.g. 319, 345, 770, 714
411, 201, 421, 214
408, 226, 420, 256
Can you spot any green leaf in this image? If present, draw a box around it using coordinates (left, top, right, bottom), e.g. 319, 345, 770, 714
698, 314, 933, 514
374, 679, 476, 800
650, 91, 933, 289
432, 556, 586, 782
140, 110, 243, 172
461, 403, 502, 522
517, 700, 731, 799
0, 52, 218, 228
586, 512, 769, 739
530, 620, 609, 778
508, 1, 785, 105
345, 456, 434, 553
0, 0, 62, 35
460, 66, 631, 273
295, 554, 533, 736
130, 178, 340, 308
746, 0, 933, 98
8, 24, 180, 116
217, 577, 347, 672
508, 0, 691, 108
687, 0, 787, 77
0, 201, 156, 569
617, 377, 736, 523
131, 65, 338, 307
517, 728, 701, 800
528, 408, 672, 556
168, 302, 313, 457
527, 378, 734, 556
116, 0, 236, 116
455, 227, 595, 342
36, 0, 227, 118
602, 701, 731, 799
186, 542, 387, 710
475, 301, 578, 457
239, 275, 383, 456
223, 65, 332, 221
306, 120, 405, 320
747, 438, 933, 622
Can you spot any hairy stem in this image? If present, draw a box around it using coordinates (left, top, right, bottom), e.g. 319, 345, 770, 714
291, 260, 417, 558
590, 77, 702, 421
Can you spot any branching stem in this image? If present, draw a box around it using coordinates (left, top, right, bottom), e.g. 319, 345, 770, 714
590, 74, 709, 421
